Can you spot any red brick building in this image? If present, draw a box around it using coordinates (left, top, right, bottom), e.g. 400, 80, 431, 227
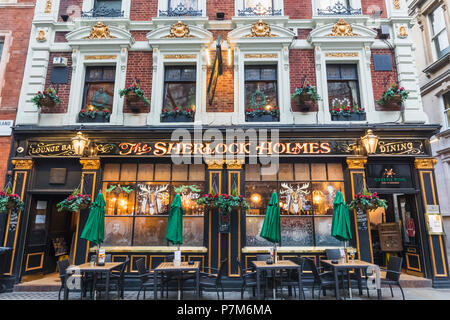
2, 0, 449, 291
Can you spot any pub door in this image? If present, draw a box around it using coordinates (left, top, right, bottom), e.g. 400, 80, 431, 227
206, 165, 244, 278
22, 195, 75, 277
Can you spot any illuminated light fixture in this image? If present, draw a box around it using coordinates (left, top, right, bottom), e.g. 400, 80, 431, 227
251, 193, 261, 203
205, 48, 211, 66
360, 129, 379, 155
313, 190, 324, 204
228, 47, 232, 66
265, 105, 272, 111
71, 131, 89, 156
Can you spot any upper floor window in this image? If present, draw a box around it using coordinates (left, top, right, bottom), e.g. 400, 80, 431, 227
161, 66, 196, 123
81, 0, 124, 18
0, 39, 4, 62
79, 66, 115, 123
317, 0, 361, 15
159, 0, 202, 16
245, 65, 279, 122
238, 0, 282, 16
444, 92, 450, 129
429, 5, 450, 59
327, 64, 365, 121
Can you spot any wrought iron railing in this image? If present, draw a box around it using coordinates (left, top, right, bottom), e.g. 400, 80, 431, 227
159, 3, 203, 16
238, 3, 282, 16
81, 6, 124, 18
317, 1, 362, 15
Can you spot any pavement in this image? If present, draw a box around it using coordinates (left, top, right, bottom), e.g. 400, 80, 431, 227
2, 287, 450, 300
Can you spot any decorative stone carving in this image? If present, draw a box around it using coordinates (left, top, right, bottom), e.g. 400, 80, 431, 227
83, 22, 116, 39
327, 19, 360, 37
163, 21, 195, 38
36, 30, 46, 42
244, 20, 278, 38
393, 0, 400, 10
414, 158, 437, 170
226, 159, 244, 169
398, 26, 408, 38
44, 0, 52, 13
205, 159, 223, 169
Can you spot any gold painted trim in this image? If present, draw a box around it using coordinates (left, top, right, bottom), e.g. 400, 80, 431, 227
226, 159, 244, 170
228, 170, 241, 277
188, 255, 205, 272
89, 246, 207, 253
83, 22, 116, 39
244, 54, 278, 59
241, 246, 356, 253
415, 158, 437, 170
393, 0, 400, 9
206, 159, 223, 169
163, 21, 195, 38
12, 159, 33, 170
406, 252, 422, 273
164, 54, 197, 59
346, 157, 367, 169
130, 255, 147, 273
325, 52, 359, 57
244, 20, 278, 38
149, 255, 168, 271
84, 55, 117, 60
327, 19, 360, 37
80, 158, 101, 170
25, 252, 44, 272
44, 0, 52, 13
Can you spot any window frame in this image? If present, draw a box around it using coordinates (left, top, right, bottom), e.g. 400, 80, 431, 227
162, 65, 197, 112
428, 5, 450, 59
326, 63, 361, 108
244, 64, 279, 112
81, 65, 116, 113
0, 39, 4, 63
443, 91, 450, 130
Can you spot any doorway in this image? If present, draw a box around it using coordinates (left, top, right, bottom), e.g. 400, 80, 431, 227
369, 193, 425, 276
22, 195, 76, 279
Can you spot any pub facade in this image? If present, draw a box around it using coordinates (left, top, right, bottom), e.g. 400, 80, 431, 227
1, 0, 450, 290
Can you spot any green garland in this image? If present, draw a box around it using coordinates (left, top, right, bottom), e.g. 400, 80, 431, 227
249, 90, 267, 108
291, 85, 321, 102
197, 189, 250, 213
119, 84, 150, 105
376, 83, 409, 105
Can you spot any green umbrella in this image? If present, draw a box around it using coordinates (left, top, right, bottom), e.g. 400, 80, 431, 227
81, 192, 105, 245
331, 190, 352, 242
259, 192, 281, 244
165, 194, 183, 246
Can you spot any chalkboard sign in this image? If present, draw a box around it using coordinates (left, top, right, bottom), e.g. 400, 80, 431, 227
356, 208, 368, 231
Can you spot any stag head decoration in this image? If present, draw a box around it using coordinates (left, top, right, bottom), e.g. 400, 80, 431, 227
138, 184, 169, 215
280, 183, 310, 214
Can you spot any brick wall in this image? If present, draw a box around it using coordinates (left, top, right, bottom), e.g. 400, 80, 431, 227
130, 31, 148, 42
297, 29, 312, 39
285, 0, 312, 19
361, 0, 387, 18
42, 52, 72, 114
370, 49, 399, 111
289, 49, 317, 111
130, 0, 158, 20
54, 32, 68, 43
206, 30, 234, 112
207, 0, 234, 20
58, 0, 83, 22
124, 51, 152, 113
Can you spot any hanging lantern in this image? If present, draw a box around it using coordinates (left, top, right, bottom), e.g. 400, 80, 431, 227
361, 129, 379, 155
71, 131, 89, 156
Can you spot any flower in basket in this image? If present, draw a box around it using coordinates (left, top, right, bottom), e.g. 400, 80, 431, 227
57, 188, 92, 213
342, 105, 353, 116
0, 187, 25, 213
197, 189, 250, 213
354, 106, 365, 114
31, 87, 61, 108
331, 107, 342, 115
245, 105, 279, 118
348, 189, 387, 211
291, 84, 321, 102
119, 83, 150, 105
376, 82, 410, 105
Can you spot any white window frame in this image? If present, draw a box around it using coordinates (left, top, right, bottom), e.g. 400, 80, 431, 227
442, 91, 450, 130
0, 31, 12, 104
428, 4, 450, 60
157, 0, 207, 18
235, 0, 284, 17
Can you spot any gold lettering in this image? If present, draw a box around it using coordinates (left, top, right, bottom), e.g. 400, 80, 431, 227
153, 142, 168, 156
310, 142, 320, 154
320, 142, 331, 154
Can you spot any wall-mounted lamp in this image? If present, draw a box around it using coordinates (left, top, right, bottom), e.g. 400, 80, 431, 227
205, 48, 211, 66
360, 129, 379, 155
71, 131, 90, 156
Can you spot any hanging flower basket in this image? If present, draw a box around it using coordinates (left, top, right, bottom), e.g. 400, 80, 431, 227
0, 189, 24, 213
348, 189, 387, 211
376, 83, 409, 106
119, 84, 150, 105
57, 189, 92, 213
31, 88, 60, 109
292, 85, 321, 103
196, 189, 250, 213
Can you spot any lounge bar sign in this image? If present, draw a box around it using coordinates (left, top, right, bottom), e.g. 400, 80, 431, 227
26, 139, 427, 157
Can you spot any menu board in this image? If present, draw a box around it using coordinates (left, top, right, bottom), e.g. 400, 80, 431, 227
356, 208, 368, 232
426, 213, 444, 235
378, 222, 403, 252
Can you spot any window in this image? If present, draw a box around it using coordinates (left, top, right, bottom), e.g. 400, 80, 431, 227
444, 92, 450, 129
317, 0, 360, 15
327, 64, 363, 119
82, 0, 123, 18
244, 65, 278, 121
80, 66, 115, 123
430, 5, 450, 59
239, 0, 281, 16
162, 66, 196, 122
102, 163, 205, 246
245, 162, 345, 247
0, 39, 3, 62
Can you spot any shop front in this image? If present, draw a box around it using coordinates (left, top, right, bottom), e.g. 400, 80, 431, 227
2, 125, 450, 288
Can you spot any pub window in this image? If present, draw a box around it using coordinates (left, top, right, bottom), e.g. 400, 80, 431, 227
443, 91, 450, 129
245, 162, 345, 247
101, 163, 205, 246
327, 64, 362, 118
244, 65, 279, 122
161, 66, 196, 122
429, 5, 450, 59
79, 66, 115, 123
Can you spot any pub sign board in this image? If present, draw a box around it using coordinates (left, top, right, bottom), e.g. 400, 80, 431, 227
366, 163, 413, 189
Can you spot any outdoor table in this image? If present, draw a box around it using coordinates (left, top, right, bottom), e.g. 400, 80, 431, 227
252, 260, 304, 300
321, 259, 381, 300
153, 261, 200, 300
65, 261, 125, 300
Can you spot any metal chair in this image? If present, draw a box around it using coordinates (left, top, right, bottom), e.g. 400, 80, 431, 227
279, 256, 304, 298
94, 259, 130, 299
198, 258, 227, 299
302, 258, 336, 300
237, 259, 264, 299
380, 256, 405, 300
57, 259, 70, 300
135, 258, 163, 300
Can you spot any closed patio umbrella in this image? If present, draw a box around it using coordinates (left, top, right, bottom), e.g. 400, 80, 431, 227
260, 192, 281, 244
331, 190, 352, 242
81, 192, 105, 246
165, 194, 183, 246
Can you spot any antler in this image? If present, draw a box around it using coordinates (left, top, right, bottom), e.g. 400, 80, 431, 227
280, 183, 294, 194
296, 183, 310, 194
154, 184, 169, 195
